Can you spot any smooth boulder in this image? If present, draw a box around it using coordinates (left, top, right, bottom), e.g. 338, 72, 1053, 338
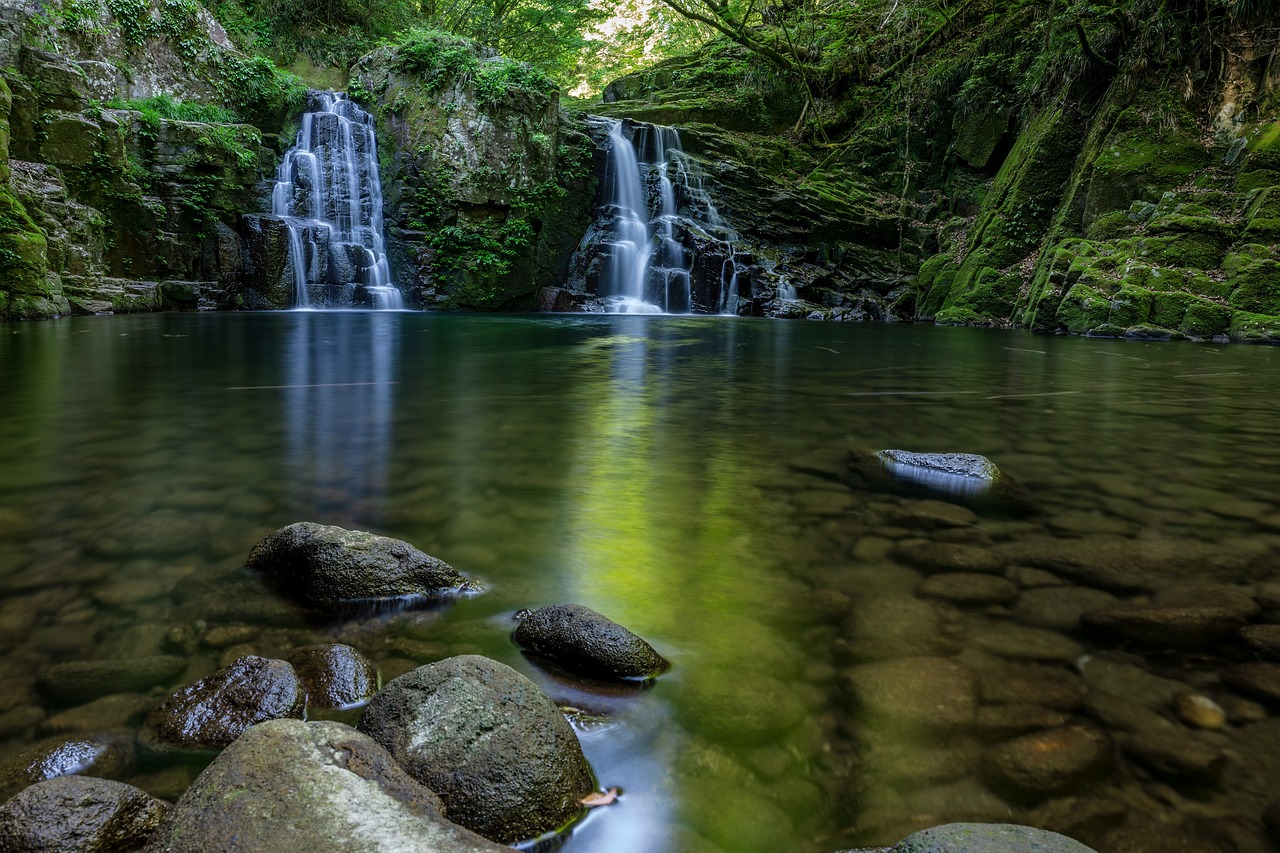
283, 644, 380, 710
245, 522, 478, 607
0, 730, 137, 800
357, 655, 594, 844
0, 776, 167, 852
848, 450, 1036, 514
141, 656, 304, 752
142, 719, 505, 853
513, 603, 669, 680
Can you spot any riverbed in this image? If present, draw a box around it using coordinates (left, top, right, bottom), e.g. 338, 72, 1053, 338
2, 312, 1279, 852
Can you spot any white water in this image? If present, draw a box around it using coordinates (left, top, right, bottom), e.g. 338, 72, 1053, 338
596, 118, 741, 315
271, 92, 404, 310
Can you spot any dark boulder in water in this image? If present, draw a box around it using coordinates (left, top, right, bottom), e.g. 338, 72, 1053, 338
0, 776, 168, 852
513, 603, 669, 681
245, 522, 479, 608
848, 449, 1037, 515
357, 655, 594, 844
282, 644, 380, 710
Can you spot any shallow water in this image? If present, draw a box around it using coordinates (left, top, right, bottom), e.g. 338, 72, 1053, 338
2, 313, 1280, 852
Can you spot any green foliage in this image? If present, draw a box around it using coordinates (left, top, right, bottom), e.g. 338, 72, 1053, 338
107, 93, 239, 124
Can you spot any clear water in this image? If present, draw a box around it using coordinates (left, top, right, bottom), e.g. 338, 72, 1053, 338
2, 313, 1280, 852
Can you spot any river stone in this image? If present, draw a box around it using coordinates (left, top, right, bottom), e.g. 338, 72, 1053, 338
357, 655, 594, 843
0, 730, 138, 800
875, 822, 1099, 852
0, 776, 167, 852
917, 573, 1018, 605
889, 500, 978, 529
42, 694, 155, 735
36, 657, 187, 702
1171, 693, 1227, 730
893, 541, 1005, 574
845, 656, 978, 729
1013, 587, 1118, 632
982, 726, 1113, 800
142, 719, 505, 853
140, 656, 304, 752
1081, 598, 1252, 649
848, 450, 1037, 515
969, 621, 1083, 664
1222, 662, 1280, 705
512, 603, 669, 680
844, 595, 946, 660
1083, 691, 1177, 733
245, 522, 478, 607
282, 644, 379, 709
1120, 731, 1225, 780
680, 672, 808, 745
1239, 624, 1280, 659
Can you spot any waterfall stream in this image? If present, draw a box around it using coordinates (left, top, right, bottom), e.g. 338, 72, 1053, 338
271, 92, 403, 310
593, 117, 742, 315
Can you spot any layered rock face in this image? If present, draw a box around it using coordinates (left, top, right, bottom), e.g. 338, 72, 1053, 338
349, 32, 596, 311
0, 0, 301, 319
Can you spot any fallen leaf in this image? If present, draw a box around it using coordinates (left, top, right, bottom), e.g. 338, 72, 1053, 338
581, 787, 621, 807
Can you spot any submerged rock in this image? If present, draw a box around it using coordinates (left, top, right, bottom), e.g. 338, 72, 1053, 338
0, 776, 167, 852
512, 603, 669, 680
848, 450, 1036, 514
143, 719, 505, 853
357, 655, 594, 844
0, 730, 138, 800
141, 656, 304, 753
844, 822, 1099, 852
245, 522, 478, 608
1082, 584, 1260, 649
282, 644, 380, 710
844, 656, 978, 729
36, 657, 187, 702
982, 726, 1113, 801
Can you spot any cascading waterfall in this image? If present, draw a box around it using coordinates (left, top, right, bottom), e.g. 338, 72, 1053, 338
594, 117, 742, 315
271, 92, 403, 310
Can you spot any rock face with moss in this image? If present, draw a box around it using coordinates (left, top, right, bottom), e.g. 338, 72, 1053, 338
0, 0, 303, 319
349, 31, 595, 311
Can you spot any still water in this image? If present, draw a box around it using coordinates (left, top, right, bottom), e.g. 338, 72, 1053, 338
2, 312, 1280, 852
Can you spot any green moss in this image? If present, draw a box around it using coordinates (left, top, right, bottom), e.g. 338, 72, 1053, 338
1226, 251, 1280, 314
912, 253, 956, 318
0, 183, 51, 309
1108, 286, 1153, 327
1230, 310, 1280, 343
1182, 298, 1230, 338
1087, 210, 1135, 240
1245, 122, 1280, 172
1151, 290, 1195, 328
1130, 232, 1231, 270
1236, 170, 1280, 194
1055, 282, 1110, 333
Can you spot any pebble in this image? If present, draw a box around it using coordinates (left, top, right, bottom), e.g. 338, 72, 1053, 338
1172, 693, 1227, 730
35, 656, 187, 702
889, 500, 978, 529
893, 541, 1005, 574
974, 705, 1072, 738
40, 693, 155, 734
978, 668, 1083, 712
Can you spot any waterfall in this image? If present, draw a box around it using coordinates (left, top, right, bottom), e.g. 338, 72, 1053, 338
592, 118, 742, 315
271, 92, 404, 310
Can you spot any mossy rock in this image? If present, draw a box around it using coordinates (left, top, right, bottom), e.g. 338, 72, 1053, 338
1055, 283, 1111, 333
1130, 232, 1231, 270
1244, 186, 1280, 241
913, 254, 958, 318
1245, 122, 1280, 172
1236, 170, 1280, 194
1181, 298, 1230, 338
936, 253, 1022, 322
1230, 310, 1280, 343
0, 183, 51, 311
1087, 210, 1136, 240
1226, 251, 1280, 314
1150, 290, 1195, 328
1108, 286, 1153, 327
953, 110, 1009, 170
1086, 117, 1212, 225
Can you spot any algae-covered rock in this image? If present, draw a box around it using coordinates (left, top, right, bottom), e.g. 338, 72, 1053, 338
245, 522, 478, 607
513, 603, 669, 681
0, 776, 167, 852
143, 719, 506, 853
357, 655, 594, 843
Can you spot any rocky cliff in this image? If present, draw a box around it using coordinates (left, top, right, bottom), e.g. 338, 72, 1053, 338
0, 0, 302, 319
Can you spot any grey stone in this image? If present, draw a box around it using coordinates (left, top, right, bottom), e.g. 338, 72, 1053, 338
512, 603, 669, 680
0, 776, 166, 852
282, 644, 379, 710
357, 655, 593, 843
847, 450, 1037, 514
143, 719, 505, 852
1013, 587, 1118, 632
883, 822, 1098, 852
844, 595, 947, 660
969, 621, 1083, 664
845, 656, 978, 729
245, 522, 478, 608
141, 656, 304, 752
36, 657, 186, 702
982, 726, 1113, 800
0, 730, 138, 800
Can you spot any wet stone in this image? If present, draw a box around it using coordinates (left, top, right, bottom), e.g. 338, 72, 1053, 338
0, 707, 44, 738
1027, 796, 1128, 841
36, 656, 187, 702
893, 541, 1005, 574
1239, 624, 1280, 659
1222, 662, 1280, 705
1047, 511, 1140, 536
889, 500, 978, 530
978, 668, 1082, 712
282, 643, 379, 710
1078, 656, 1187, 707
0, 776, 168, 853
201, 625, 260, 648
0, 730, 138, 800
141, 655, 304, 753
1120, 731, 1225, 780
1013, 587, 1118, 632
845, 656, 978, 729
969, 621, 1084, 664
880, 822, 1099, 853
681, 672, 808, 746
974, 704, 1072, 739
982, 726, 1113, 801
1007, 567, 1069, 588
1172, 693, 1227, 730
917, 573, 1018, 606
844, 595, 947, 661
41, 693, 155, 734
1083, 691, 1178, 733
512, 603, 669, 681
